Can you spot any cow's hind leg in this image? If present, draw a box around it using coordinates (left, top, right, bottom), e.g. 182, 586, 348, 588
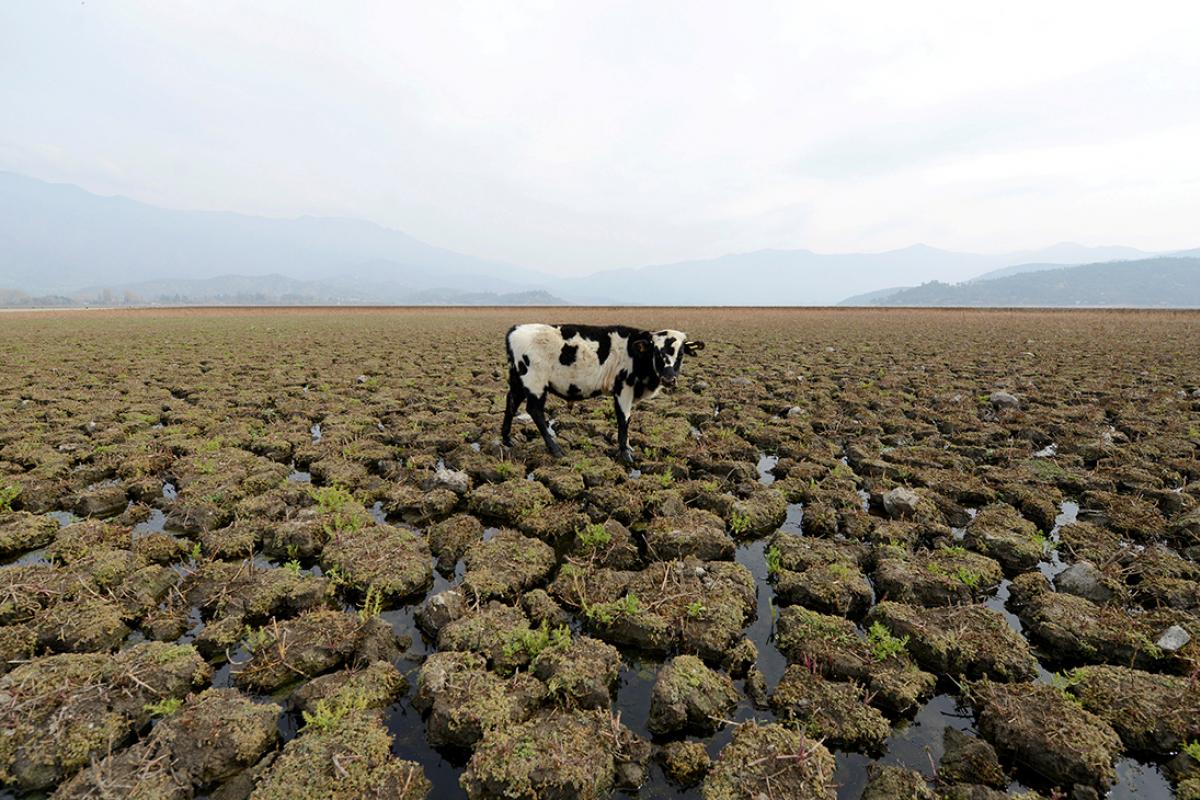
501, 368, 522, 447
526, 393, 563, 457
613, 390, 635, 464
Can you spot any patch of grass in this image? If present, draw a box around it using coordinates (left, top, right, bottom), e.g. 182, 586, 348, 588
827, 563, 852, 579
300, 690, 372, 731
576, 522, 612, 550
494, 461, 520, 480
0, 483, 20, 512
1183, 740, 1200, 763
730, 510, 751, 535
955, 567, 983, 589
1031, 531, 1056, 554
585, 592, 641, 625
686, 600, 707, 619
144, 697, 183, 717
503, 620, 570, 659
867, 621, 909, 662
765, 545, 783, 576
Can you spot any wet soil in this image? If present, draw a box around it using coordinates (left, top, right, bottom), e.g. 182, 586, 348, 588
0, 307, 1198, 799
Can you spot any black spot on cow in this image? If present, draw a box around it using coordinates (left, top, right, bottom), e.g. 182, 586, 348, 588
613, 369, 628, 392
559, 343, 578, 365
516, 360, 529, 376
522, 354, 531, 366
567, 384, 583, 400
595, 334, 611, 364
663, 337, 676, 354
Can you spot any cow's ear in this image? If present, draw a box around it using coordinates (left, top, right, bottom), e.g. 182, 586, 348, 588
683, 340, 705, 355
632, 339, 651, 355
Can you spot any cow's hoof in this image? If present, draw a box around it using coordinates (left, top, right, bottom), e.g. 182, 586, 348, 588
617, 448, 636, 465
548, 445, 565, 459
501, 437, 514, 448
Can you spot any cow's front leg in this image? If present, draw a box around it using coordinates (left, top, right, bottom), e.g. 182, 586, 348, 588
527, 394, 563, 458
613, 390, 634, 464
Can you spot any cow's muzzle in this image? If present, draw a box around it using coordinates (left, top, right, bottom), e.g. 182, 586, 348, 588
661, 371, 677, 387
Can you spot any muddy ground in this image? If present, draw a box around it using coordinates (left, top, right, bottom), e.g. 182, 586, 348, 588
1, 307, 1198, 799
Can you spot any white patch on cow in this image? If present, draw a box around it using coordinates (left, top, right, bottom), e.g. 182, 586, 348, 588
508, 323, 630, 399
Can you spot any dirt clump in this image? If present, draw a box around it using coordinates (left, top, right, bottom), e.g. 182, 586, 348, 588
866, 601, 1037, 681
0, 641, 210, 791
249, 712, 431, 799
413, 650, 546, 749
775, 604, 936, 715
770, 664, 891, 752
53, 687, 280, 799
969, 678, 1122, 791
701, 721, 836, 800
461, 529, 555, 602
460, 707, 649, 799
647, 654, 738, 735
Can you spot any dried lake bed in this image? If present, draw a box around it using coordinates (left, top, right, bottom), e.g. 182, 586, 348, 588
1, 306, 1198, 799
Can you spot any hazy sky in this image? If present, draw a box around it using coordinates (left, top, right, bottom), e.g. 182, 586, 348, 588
3, 1, 1198, 274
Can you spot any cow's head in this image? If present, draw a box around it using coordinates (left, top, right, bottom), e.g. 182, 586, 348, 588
631, 329, 705, 388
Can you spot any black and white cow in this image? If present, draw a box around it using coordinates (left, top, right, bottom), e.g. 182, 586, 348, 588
502, 323, 705, 463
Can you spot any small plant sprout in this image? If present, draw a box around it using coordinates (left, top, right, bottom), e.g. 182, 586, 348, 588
0, 484, 20, 512
577, 522, 612, 550
358, 584, 385, 621
686, 600, 706, 619
867, 622, 909, 661
765, 545, 783, 576
730, 510, 751, 535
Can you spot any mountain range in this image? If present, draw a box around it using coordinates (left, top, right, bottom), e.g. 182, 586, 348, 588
1, 171, 1194, 307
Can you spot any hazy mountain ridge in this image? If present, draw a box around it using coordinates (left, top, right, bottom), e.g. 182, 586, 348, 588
1, 172, 1193, 307
3, 273, 568, 307
858, 258, 1200, 308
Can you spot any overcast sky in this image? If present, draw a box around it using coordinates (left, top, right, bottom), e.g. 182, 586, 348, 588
3, 1, 1198, 274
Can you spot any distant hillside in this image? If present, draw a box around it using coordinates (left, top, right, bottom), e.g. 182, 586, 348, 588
1, 172, 1192, 306
28, 274, 569, 307
0, 171, 552, 295
838, 286, 913, 306
864, 258, 1200, 307
968, 261, 1070, 282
